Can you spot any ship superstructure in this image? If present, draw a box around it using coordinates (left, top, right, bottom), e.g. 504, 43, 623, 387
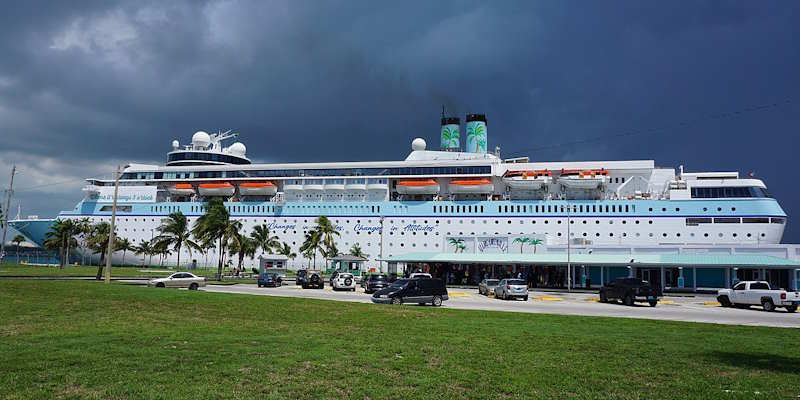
11, 114, 787, 268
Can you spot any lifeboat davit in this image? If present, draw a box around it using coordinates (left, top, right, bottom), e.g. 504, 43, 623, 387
198, 182, 235, 197
449, 178, 494, 194
396, 179, 440, 195
238, 182, 277, 196
559, 169, 608, 190
168, 183, 195, 196
503, 170, 552, 190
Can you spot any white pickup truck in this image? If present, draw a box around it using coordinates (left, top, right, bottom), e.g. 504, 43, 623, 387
717, 281, 800, 312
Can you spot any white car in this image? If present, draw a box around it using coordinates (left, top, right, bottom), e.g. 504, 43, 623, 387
332, 273, 356, 291
409, 272, 432, 279
717, 281, 800, 312
148, 272, 207, 290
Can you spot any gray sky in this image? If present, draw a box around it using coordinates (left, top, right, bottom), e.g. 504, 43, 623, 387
1, 1, 799, 241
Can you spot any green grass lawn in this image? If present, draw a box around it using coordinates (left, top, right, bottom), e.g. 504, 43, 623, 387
0, 264, 224, 278
1, 280, 799, 399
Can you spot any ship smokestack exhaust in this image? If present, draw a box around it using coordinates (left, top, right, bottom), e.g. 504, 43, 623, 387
440, 115, 461, 151
466, 113, 487, 154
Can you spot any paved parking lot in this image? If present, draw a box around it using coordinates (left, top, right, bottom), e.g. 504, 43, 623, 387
200, 283, 800, 328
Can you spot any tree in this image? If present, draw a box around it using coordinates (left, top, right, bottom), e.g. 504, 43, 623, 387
348, 243, 368, 259
12, 234, 24, 262
44, 219, 78, 268
151, 237, 171, 267
512, 237, 530, 253
275, 242, 296, 260
314, 216, 340, 268
134, 239, 153, 266
192, 198, 241, 279
250, 224, 279, 255
75, 218, 92, 266
115, 237, 134, 266
229, 235, 257, 271
299, 229, 322, 269
87, 222, 112, 279
155, 211, 199, 269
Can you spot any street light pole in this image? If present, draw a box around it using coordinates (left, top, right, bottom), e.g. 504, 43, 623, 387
566, 200, 571, 292
104, 165, 121, 284
0, 165, 17, 267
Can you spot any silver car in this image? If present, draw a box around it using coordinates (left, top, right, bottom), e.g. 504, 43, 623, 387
478, 278, 501, 296
494, 279, 528, 301
148, 272, 207, 290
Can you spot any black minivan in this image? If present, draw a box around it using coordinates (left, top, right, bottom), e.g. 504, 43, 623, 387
371, 278, 449, 306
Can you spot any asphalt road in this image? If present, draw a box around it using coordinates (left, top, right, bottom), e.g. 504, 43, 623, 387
199, 283, 800, 328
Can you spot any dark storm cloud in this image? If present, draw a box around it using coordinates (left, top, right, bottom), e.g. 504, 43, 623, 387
0, 1, 799, 239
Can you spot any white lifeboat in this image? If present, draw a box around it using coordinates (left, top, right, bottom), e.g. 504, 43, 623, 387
324, 180, 345, 192
198, 182, 235, 197
168, 183, 195, 196
366, 179, 388, 191
344, 179, 367, 191
503, 170, 552, 190
448, 178, 494, 194
396, 179, 440, 195
284, 181, 304, 193
559, 169, 608, 190
303, 180, 324, 193
238, 182, 277, 196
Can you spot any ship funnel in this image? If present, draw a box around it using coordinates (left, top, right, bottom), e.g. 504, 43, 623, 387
440, 116, 460, 151
465, 113, 487, 153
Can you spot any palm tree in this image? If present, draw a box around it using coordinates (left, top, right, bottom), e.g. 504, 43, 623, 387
12, 234, 24, 262
299, 229, 322, 269
75, 217, 91, 266
275, 242, 296, 263
529, 238, 543, 254
44, 219, 78, 268
155, 211, 199, 269
250, 224, 280, 255
192, 198, 241, 279
314, 216, 340, 268
87, 222, 112, 279
349, 243, 368, 259
513, 237, 530, 253
134, 239, 153, 266
151, 237, 171, 267
115, 237, 134, 266
229, 235, 257, 271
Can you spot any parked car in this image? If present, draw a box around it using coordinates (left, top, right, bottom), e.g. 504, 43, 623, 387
371, 278, 448, 306
148, 272, 206, 290
717, 281, 800, 312
409, 272, 432, 279
332, 272, 356, 291
493, 279, 528, 301
362, 274, 389, 294
297, 269, 324, 289
478, 278, 501, 296
257, 272, 282, 288
599, 278, 660, 307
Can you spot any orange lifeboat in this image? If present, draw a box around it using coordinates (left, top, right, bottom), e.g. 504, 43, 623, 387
396, 179, 440, 195
238, 182, 277, 196
449, 178, 494, 194
198, 182, 235, 197
559, 168, 608, 190
503, 170, 552, 190
168, 183, 195, 196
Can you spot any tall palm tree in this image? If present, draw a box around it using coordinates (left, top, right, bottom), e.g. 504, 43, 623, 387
299, 229, 322, 269
229, 235, 257, 271
44, 219, 78, 268
87, 222, 112, 279
115, 237, 134, 266
349, 243, 368, 259
513, 237, 530, 253
12, 234, 25, 262
192, 198, 241, 279
250, 224, 279, 255
75, 217, 91, 266
151, 237, 171, 267
314, 216, 339, 268
155, 211, 199, 269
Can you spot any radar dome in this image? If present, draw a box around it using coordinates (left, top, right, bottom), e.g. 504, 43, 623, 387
411, 137, 427, 151
191, 131, 211, 148
171, 140, 180, 149
229, 142, 246, 156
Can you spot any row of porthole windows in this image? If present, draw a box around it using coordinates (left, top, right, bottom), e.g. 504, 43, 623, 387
494, 204, 635, 214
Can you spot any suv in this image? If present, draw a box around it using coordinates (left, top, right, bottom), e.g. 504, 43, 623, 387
297, 269, 324, 289
332, 273, 356, 291
371, 278, 448, 306
362, 274, 389, 294
599, 278, 660, 307
257, 272, 282, 288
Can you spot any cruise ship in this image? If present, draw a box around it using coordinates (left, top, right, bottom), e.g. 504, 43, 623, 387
10, 114, 787, 272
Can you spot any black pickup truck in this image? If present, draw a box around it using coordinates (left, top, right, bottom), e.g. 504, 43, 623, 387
599, 278, 661, 307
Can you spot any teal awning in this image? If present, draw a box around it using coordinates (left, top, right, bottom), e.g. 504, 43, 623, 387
380, 252, 800, 268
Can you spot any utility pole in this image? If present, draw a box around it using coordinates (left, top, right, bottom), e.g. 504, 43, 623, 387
104, 165, 121, 284
0, 165, 17, 266
379, 216, 385, 273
